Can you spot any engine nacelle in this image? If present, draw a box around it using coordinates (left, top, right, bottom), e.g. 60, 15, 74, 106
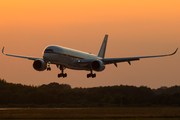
33, 59, 47, 71
91, 60, 105, 71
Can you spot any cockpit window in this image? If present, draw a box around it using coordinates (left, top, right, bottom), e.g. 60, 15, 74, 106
45, 49, 54, 53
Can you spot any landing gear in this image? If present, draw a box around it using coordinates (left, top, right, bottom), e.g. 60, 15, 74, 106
87, 70, 96, 78
47, 62, 51, 71
58, 73, 67, 78
57, 65, 67, 78
47, 67, 51, 71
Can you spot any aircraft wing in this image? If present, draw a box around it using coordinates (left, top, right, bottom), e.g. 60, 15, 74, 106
2, 47, 42, 60
75, 48, 178, 67
103, 48, 178, 65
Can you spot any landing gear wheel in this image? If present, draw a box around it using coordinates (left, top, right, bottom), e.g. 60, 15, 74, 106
87, 74, 91, 78
58, 74, 62, 78
63, 73, 67, 78
47, 68, 51, 71
58, 73, 67, 78
92, 74, 96, 78
87, 71, 96, 78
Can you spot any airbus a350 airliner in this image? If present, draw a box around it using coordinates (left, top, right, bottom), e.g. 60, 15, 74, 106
2, 35, 178, 78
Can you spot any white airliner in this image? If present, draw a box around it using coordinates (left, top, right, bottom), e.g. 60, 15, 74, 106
2, 35, 178, 78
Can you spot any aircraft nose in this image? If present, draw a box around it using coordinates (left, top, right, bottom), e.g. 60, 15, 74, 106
43, 53, 50, 61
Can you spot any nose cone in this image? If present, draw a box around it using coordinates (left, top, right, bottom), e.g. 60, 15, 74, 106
43, 53, 51, 61
43, 46, 55, 61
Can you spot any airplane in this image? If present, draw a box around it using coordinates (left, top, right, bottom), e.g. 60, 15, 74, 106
2, 34, 178, 78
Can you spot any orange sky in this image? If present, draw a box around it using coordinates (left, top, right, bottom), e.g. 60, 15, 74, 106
0, 0, 180, 88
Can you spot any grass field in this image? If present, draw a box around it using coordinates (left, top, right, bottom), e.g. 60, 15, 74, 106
0, 107, 180, 119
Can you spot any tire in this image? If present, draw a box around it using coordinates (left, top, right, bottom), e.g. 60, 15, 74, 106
63, 73, 67, 78
87, 74, 90, 78
92, 74, 96, 78
58, 74, 62, 78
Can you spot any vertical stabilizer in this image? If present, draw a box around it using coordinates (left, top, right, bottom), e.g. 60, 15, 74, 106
98, 34, 108, 58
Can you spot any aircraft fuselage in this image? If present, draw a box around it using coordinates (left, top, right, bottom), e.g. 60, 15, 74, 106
43, 45, 101, 71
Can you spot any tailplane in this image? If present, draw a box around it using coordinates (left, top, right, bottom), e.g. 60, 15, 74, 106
98, 34, 108, 58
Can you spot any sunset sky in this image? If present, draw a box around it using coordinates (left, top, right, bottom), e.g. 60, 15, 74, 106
0, 0, 180, 88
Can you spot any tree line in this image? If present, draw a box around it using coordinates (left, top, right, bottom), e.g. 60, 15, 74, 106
0, 79, 180, 107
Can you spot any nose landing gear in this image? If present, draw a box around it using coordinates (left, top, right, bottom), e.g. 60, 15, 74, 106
47, 62, 51, 71
87, 70, 96, 78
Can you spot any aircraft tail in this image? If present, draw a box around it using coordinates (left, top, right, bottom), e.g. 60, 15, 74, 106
98, 34, 108, 58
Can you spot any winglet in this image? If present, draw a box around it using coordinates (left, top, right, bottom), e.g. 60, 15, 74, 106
2, 47, 5, 55
168, 48, 178, 56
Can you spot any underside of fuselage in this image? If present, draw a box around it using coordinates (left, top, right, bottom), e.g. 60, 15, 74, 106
43, 53, 91, 71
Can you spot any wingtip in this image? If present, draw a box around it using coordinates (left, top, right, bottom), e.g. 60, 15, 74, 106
174, 48, 178, 54
2, 47, 5, 54
170, 48, 178, 55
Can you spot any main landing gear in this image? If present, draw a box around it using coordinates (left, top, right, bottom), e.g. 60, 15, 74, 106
58, 65, 67, 78
87, 70, 96, 78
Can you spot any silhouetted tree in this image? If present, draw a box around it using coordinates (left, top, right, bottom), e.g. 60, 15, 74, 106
0, 78, 180, 107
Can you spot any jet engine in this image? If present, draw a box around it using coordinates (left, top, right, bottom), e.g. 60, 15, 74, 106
91, 60, 105, 71
33, 59, 47, 71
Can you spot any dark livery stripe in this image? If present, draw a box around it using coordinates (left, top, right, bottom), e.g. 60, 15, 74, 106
44, 52, 85, 59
